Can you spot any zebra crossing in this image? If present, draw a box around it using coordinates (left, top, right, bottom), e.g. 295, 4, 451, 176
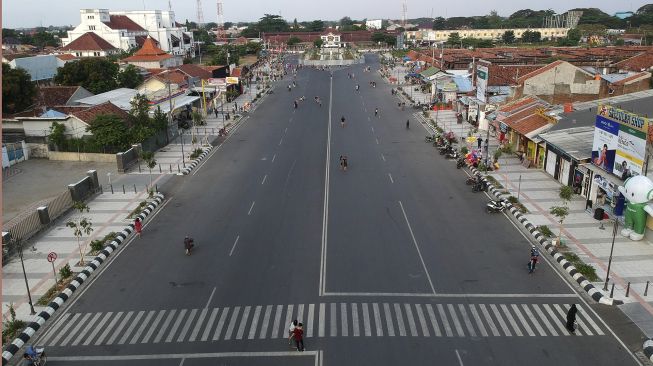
39, 302, 605, 347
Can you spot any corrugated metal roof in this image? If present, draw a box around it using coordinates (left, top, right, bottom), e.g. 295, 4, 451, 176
76, 88, 138, 110
453, 76, 473, 93
11, 55, 59, 81
600, 72, 636, 83
538, 126, 595, 161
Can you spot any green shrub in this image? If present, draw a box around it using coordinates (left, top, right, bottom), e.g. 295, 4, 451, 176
562, 253, 599, 281
90, 239, 104, 252
59, 264, 73, 279
2, 304, 26, 345
507, 196, 519, 204
460, 146, 469, 155
536, 225, 554, 238
190, 148, 204, 159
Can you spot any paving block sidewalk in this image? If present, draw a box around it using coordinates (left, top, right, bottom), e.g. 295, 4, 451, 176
2, 191, 151, 321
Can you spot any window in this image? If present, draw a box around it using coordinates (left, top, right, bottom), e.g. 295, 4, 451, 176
94, 52, 100, 56
76, 52, 82, 57
89, 25, 96, 31
87, 15, 94, 19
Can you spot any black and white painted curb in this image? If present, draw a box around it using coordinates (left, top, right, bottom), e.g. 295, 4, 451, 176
468, 165, 617, 306
180, 147, 213, 175
1, 193, 165, 364
644, 339, 653, 363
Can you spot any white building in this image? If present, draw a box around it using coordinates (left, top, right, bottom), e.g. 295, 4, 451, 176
404, 27, 569, 43
62, 9, 194, 57
366, 19, 383, 30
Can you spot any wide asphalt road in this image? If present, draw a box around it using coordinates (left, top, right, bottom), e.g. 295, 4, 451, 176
32, 54, 640, 366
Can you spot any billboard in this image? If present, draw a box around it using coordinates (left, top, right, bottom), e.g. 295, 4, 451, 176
226, 77, 239, 85
592, 104, 649, 177
476, 64, 488, 103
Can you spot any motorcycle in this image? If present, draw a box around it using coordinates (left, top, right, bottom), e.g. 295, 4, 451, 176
23, 345, 46, 366
456, 157, 466, 169
472, 180, 487, 192
438, 145, 453, 155
425, 135, 436, 143
486, 200, 508, 213
466, 176, 478, 185
445, 150, 459, 159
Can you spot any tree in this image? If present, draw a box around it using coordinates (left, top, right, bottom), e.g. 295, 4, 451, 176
339, 16, 354, 31
307, 20, 325, 32
67, 201, 93, 266
313, 38, 324, 48
258, 14, 289, 32
447, 32, 461, 47
2, 64, 35, 114
549, 186, 574, 246
432, 17, 446, 30
117, 65, 144, 89
371, 32, 386, 43
49, 122, 66, 150
292, 18, 299, 31
86, 114, 130, 149
558, 28, 581, 46
140, 151, 157, 190
502, 30, 516, 44
521, 30, 541, 43
287, 36, 301, 46
54, 58, 119, 94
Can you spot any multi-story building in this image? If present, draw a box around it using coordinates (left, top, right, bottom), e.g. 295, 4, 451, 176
404, 28, 569, 44
61, 9, 194, 57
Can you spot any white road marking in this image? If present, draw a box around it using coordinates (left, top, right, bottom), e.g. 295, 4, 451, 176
381, 153, 386, 162
372, 303, 384, 336
224, 306, 240, 340
307, 304, 315, 337
189, 308, 208, 342
414, 304, 429, 337
371, 126, 375, 133
61, 313, 91, 346
319, 75, 333, 296
393, 303, 406, 336
457, 304, 477, 337
38, 313, 71, 345
340, 303, 349, 336
272, 154, 276, 162
48, 351, 319, 362
351, 303, 360, 336
51, 313, 81, 345
489, 304, 511, 336
248, 201, 256, 215
388, 173, 394, 184
211, 308, 228, 341
383, 303, 395, 336
165, 309, 186, 343
236, 306, 251, 340
248, 306, 262, 339
96, 311, 122, 345
437, 304, 453, 337
279, 137, 284, 146
132, 310, 156, 344
500, 304, 522, 336
118, 310, 144, 345
192, 116, 250, 176
455, 349, 465, 366
271, 305, 283, 339
404, 304, 418, 336
107, 311, 134, 345
479, 304, 500, 336
71, 312, 101, 346
284, 127, 288, 133
510, 304, 534, 336
398, 201, 436, 294
330, 303, 337, 336
447, 304, 465, 337
261, 174, 267, 185
520, 304, 545, 336
544, 304, 570, 336
205, 287, 217, 308
468, 304, 488, 337
177, 309, 198, 342
376, 138, 379, 144
319, 303, 326, 337
426, 304, 442, 337
532, 304, 559, 336
297, 303, 305, 324
321, 291, 576, 298
259, 305, 273, 339
229, 236, 240, 257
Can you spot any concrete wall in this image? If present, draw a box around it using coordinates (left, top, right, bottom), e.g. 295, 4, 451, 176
523, 63, 600, 96
48, 151, 116, 162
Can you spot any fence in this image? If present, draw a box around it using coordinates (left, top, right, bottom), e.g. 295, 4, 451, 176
2, 141, 28, 168
2, 171, 99, 265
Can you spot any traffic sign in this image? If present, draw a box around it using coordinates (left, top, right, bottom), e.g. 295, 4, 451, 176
47, 252, 57, 263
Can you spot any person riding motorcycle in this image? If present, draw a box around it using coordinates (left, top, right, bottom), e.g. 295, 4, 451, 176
529, 246, 540, 273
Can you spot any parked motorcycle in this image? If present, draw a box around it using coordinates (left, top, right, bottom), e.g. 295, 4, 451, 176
472, 180, 487, 192
439, 145, 453, 155
456, 157, 466, 169
466, 176, 478, 185
425, 135, 436, 143
486, 200, 508, 213
445, 150, 459, 159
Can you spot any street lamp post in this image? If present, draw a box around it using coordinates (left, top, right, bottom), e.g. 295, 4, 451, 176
18, 240, 36, 315
603, 219, 619, 291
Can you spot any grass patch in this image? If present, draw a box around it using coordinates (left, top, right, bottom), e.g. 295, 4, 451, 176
36, 276, 75, 306
507, 195, 529, 213
189, 148, 204, 160
536, 225, 554, 238
87, 232, 117, 256
562, 253, 599, 281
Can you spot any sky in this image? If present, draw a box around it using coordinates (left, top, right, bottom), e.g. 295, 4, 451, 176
1, 0, 649, 28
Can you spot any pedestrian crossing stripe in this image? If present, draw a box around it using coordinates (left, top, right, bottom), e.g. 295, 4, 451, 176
39, 302, 605, 347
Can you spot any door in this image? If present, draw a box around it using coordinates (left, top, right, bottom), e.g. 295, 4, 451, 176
559, 159, 570, 185
546, 150, 557, 177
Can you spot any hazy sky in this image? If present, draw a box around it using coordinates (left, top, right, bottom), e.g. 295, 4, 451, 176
2, 0, 648, 28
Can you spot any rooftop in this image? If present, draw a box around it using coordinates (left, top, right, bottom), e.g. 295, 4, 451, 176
71, 101, 131, 125
103, 15, 146, 32
60, 32, 117, 51
123, 37, 172, 62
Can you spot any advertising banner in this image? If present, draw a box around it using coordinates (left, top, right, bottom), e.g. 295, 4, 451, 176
476, 64, 488, 103
591, 104, 648, 177
226, 77, 239, 85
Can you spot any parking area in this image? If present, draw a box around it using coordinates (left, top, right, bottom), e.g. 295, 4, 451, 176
3, 159, 118, 223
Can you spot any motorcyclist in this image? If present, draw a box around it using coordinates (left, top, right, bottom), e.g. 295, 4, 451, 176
529, 246, 540, 273
406, 119, 410, 129
184, 236, 194, 256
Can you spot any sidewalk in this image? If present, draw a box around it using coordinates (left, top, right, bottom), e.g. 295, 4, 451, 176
418, 104, 653, 338
2, 190, 152, 321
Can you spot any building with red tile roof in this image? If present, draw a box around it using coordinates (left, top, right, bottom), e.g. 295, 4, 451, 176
38, 86, 94, 110
612, 51, 653, 72
59, 32, 119, 58
70, 101, 130, 126
514, 60, 602, 104
122, 37, 181, 69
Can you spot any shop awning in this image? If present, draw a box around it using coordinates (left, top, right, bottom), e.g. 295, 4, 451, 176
581, 162, 624, 187
152, 95, 200, 114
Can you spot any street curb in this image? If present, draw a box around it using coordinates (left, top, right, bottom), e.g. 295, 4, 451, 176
1, 193, 165, 364
181, 147, 213, 175
468, 165, 618, 306
644, 339, 653, 363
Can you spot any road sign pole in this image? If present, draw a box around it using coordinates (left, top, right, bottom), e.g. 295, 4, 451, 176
52, 261, 58, 287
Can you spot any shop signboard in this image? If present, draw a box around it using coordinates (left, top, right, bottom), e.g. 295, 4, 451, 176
476, 64, 488, 103
468, 102, 478, 122
591, 104, 648, 177
226, 77, 239, 85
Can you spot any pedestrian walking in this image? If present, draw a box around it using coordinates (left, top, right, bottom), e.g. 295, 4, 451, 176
214, 108, 218, 118
288, 319, 298, 345
184, 236, 194, 256
134, 217, 142, 238
342, 156, 348, 171
477, 136, 483, 149
292, 323, 305, 351
566, 304, 578, 333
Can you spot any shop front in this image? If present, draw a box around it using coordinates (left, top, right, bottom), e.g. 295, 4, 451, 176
585, 163, 625, 219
